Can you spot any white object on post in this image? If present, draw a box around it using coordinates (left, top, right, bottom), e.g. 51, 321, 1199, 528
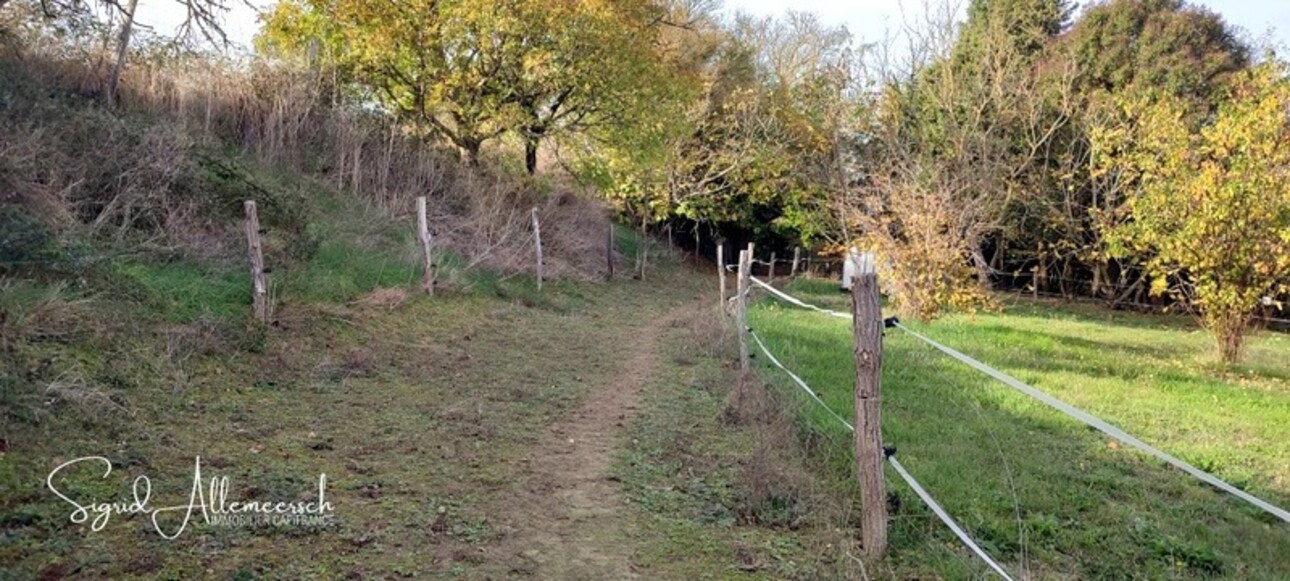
840, 248, 863, 291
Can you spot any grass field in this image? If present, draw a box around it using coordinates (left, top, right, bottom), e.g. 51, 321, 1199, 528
748, 278, 1290, 579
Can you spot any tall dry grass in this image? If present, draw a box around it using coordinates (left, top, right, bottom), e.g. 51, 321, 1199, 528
1, 13, 612, 280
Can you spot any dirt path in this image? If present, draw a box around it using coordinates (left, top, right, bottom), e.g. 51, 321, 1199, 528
487, 306, 686, 579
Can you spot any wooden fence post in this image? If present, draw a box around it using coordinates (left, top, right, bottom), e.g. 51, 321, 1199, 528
717, 243, 727, 314
417, 196, 435, 295
606, 223, 615, 280
792, 246, 801, 277
531, 207, 543, 291
243, 200, 268, 323
851, 251, 887, 556
736, 249, 750, 371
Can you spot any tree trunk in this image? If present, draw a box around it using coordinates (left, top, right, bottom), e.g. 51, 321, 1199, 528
458, 141, 481, 167
105, 0, 140, 108
972, 245, 992, 290
524, 138, 539, 175
1060, 257, 1073, 300
1214, 315, 1248, 363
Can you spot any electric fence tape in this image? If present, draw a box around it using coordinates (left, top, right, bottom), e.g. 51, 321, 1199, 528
749, 330, 853, 431
888, 455, 1016, 581
747, 327, 1014, 578
746, 276, 1290, 524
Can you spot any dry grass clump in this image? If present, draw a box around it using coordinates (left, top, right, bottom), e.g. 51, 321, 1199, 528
352, 287, 410, 311
44, 372, 131, 423
682, 306, 736, 360
0, 281, 94, 346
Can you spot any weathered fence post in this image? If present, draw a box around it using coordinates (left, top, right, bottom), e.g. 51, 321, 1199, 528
851, 251, 887, 556
606, 223, 615, 280
531, 207, 543, 291
736, 249, 751, 371
791, 246, 801, 277
769, 252, 776, 281
243, 200, 268, 323
417, 196, 435, 295
717, 243, 727, 314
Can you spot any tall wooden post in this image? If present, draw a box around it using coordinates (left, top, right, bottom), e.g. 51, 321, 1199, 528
791, 246, 801, 277
736, 249, 751, 371
531, 207, 543, 291
769, 252, 777, 281
606, 223, 615, 279
417, 196, 435, 295
851, 251, 887, 556
244, 201, 268, 323
717, 243, 727, 314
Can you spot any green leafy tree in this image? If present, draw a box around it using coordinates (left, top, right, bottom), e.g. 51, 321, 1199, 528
1003, 0, 1250, 301
1092, 60, 1290, 362
260, 0, 668, 172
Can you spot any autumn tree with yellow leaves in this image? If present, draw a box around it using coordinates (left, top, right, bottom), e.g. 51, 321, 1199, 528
1093, 60, 1290, 362
259, 0, 673, 172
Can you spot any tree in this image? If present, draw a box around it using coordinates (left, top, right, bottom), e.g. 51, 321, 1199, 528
1092, 60, 1290, 362
260, 0, 668, 172
1063, 0, 1247, 108
653, 11, 855, 245
996, 0, 1249, 303
845, 0, 1072, 319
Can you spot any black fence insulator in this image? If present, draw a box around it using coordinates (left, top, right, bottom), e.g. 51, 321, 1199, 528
883, 317, 900, 328
882, 445, 897, 458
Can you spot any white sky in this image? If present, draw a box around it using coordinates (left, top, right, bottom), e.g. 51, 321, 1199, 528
133, 0, 1290, 55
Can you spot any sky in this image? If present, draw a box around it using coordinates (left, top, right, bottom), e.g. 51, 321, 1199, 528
134, 0, 1290, 55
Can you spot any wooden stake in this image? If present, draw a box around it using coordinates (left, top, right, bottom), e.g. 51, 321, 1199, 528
243, 200, 268, 323
717, 243, 726, 314
417, 196, 435, 295
531, 207, 543, 291
792, 246, 801, 277
736, 249, 750, 372
769, 252, 776, 281
851, 251, 887, 556
606, 223, 615, 280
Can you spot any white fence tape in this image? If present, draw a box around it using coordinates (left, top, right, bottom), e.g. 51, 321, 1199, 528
750, 276, 851, 319
747, 327, 1014, 578
749, 330, 854, 431
888, 455, 1016, 580
747, 276, 1290, 524
891, 321, 1290, 524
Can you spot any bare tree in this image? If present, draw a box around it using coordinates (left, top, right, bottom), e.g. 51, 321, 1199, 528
843, 1, 1073, 319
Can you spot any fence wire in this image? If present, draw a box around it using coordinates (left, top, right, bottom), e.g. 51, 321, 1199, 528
747, 276, 1290, 524
747, 325, 1015, 578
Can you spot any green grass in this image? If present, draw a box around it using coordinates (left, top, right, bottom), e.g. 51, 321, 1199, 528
748, 278, 1290, 579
